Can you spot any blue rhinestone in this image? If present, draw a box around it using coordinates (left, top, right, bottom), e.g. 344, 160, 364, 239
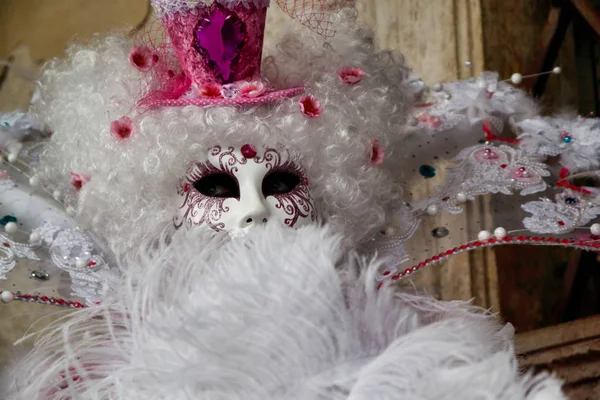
1, 122, 9, 127
0, 215, 17, 226
563, 136, 572, 143
565, 197, 578, 205
419, 164, 437, 178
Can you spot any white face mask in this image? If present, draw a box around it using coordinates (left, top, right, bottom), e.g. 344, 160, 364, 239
173, 145, 317, 236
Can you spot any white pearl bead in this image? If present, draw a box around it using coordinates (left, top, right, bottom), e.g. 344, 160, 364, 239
553, 66, 561, 74
590, 223, 600, 236
456, 192, 468, 203
1, 291, 14, 304
431, 83, 443, 92
511, 73, 523, 84
75, 257, 87, 269
4, 222, 17, 234
478, 230, 492, 241
426, 204, 438, 215
29, 232, 41, 243
493, 227, 507, 239
7, 153, 17, 163
384, 226, 395, 236
29, 176, 40, 187
52, 190, 62, 201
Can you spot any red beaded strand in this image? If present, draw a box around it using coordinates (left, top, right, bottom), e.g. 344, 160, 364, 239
1, 291, 88, 308
379, 235, 600, 288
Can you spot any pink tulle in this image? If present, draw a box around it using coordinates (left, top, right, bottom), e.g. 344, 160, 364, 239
275, 0, 357, 38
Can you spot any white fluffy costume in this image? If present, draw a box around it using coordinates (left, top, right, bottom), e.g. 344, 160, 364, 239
2, 224, 566, 399
0, 0, 572, 398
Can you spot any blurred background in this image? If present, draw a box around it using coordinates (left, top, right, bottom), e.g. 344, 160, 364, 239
1, 0, 600, 398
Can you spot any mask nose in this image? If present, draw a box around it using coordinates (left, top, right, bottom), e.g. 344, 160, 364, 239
238, 192, 271, 229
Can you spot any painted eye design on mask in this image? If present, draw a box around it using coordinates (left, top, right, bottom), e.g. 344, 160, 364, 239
193, 173, 240, 198
262, 171, 302, 196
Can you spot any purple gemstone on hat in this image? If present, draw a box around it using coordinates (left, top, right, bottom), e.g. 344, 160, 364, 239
193, 5, 247, 84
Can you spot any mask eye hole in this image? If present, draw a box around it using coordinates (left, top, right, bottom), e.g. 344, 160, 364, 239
262, 171, 302, 196
193, 173, 239, 198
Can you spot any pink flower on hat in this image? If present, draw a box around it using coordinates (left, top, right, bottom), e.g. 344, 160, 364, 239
110, 116, 136, 141
370, 139, 385, 166
70, 172, 89, 192
200, 82, 223, 98
339, 67, 366, 85
238, 81, 267, 98
129, 46, 159, 72
299, 96, 323, 118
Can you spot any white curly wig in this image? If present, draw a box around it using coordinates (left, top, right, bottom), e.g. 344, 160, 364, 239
33, 16, 410, 257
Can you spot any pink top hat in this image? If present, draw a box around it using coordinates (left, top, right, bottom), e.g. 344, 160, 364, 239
135, 0, 306, 109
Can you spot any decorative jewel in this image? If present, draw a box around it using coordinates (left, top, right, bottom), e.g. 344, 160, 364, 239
31, 270, 50, 281
560, 131, 572, 143
29, 232, 41, 244
456, 192, 468, 203
238, 80, 267, 98
591, 223, 600, 236
426, 204, 438, 215
370, 139, 385, 166
564, 197, 578, 205
419, 164, 436, 178
431, 227, 449, 238
220, 83, 240, 99
1, 122, 9, 127
0, 290, 13, 304
128, 46, 159, 72
110, 116, 136, 141
478, 230, 492, 240
70, 172, 89, 192
200, 82, 223, 97
192, 4, 247, 83
299, 96, 323, 118
0, 215, 17, 226
338, 67, 366, 85
493, 227, 507, 239
241, 144, 257, 159
4, 222, 17, 234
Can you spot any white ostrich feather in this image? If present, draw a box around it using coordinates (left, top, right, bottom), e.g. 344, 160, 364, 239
4, 224, 565, 399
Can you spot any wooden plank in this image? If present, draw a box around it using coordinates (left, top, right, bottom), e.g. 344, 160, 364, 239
516, 315, 600, 354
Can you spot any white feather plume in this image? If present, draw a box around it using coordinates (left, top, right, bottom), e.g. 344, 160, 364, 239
4, 224, 566, 399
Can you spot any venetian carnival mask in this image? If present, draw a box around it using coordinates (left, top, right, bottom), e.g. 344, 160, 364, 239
173, 144, 317, 236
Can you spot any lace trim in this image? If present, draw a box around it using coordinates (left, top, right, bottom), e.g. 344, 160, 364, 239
151, 0, 270, 18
